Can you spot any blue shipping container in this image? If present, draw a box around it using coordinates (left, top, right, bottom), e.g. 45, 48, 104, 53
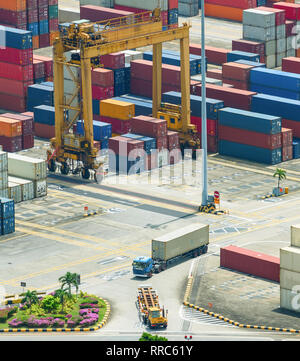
293, 138, 300, 159
114, 96, 153, 116
93, 99, 100, 115
251, 94, 300, 122
109, 154, 145, 174
3, 27, 32, 50
218, 107, 281, 134
76, 120, 112, 141
33, 105, 55, 126
122, 133, 156, 154
162, 91, 224, 120
27, 84, 54, 111
0, 198, 14, 219
39, 20, 49, 35
219, 140, 282, 165
227, 51, 260, 63
249, 84, 300, 101
27, 22, 39, 36
250, 67, 300, 92
2, 217, 15, 235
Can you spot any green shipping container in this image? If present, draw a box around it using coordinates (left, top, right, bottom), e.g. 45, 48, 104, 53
49, 4, 58, 19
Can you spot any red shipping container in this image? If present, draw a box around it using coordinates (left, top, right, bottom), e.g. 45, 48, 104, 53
281, 127, 293, 146
222, 62, 254, 82
257, 6, 286, 26
0, 135, 22, 152
38, 0, 48, 7
0, 62, 33, 81
206, 69, 223, 80
34, 122, 55, 139
108, 136, 144, 158
100, 116, 131, 134
0, 47, 32, 66
168, 0, 178, 10
167, 131, 180, 150
130, 77, 152, 98
191, 116, 218, 136
232, 39, 265, 56
49, 18, 59, 32
282, 57, 300, 74
205, 0, 256, 8
28, 9, 38, 23
282, 145, 293, 161
221, 78, 249, 90
194, 83, 256, 110
0, 9, 27, 27
218, 125, 282, 150
131, 116, 168, 138
189, 44, 230, 65
274, 2, 300, 20
156, 136, 168, 151
38, 5, 48, 21
100, 52, 125, 70
33, 59, 45, 80
27, 0, 38, 9
220, 245, 280, 282
282, 118, 300, 138
0, 78, 32, 97
285, 20, 296, 37
80, 5, 134, 22
22, 134, 34, 149
92, 85, 114, 100
207, 135, 218, 153
0, 93, 26, 112
39, 33, 50, 48
1, 113, 34, 135
33, 55, 53, 78
92, 68, 114, 87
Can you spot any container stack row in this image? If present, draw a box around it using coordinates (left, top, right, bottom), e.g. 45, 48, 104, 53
100, 52, 126, 96
8, 153, 47, 199
178, 0, 198, 17
75, 120, 112, 152
0, 196, 15, 236
0, 151, 8, 199
0, 0, 59, 50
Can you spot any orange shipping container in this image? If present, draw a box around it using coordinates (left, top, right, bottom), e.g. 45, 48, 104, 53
0, 0, 26, 11
32, 36, 39, 50
49, 32, 59, 46
0, 117, 22, 137
204, 3, 243, 22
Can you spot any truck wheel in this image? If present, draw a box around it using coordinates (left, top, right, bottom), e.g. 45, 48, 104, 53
147, 272, 152, 278
203, 245, 208, 254
193, 250, 198, 258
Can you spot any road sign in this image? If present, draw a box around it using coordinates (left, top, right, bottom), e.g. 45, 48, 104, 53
214, 191, 220, 199
20, 282, 26, 288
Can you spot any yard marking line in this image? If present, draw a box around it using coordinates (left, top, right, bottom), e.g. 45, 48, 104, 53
15, 226, 109, 251
15, 220, 120, 247
208, 158, 300, 182
3, 240, 150, 287
24, 262, 133, 293
212, 214, 300, 243
248, 197, 300, 213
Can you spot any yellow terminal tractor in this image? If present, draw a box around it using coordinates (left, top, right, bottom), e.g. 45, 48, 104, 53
137, 286, 168, 329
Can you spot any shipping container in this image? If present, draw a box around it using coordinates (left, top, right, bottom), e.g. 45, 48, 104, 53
0, 197, 14, 219
33, 178, 47, 198
100, 99, 134, 120
7, 153, 47, 180
220, 245, 280, 282
131, 116, 167, 138
8, 176, 34, 201
280, 246, 300, 273
0, 151, 8, 173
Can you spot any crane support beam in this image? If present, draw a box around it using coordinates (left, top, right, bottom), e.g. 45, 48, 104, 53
180, 36, 191, 133
152, 43, 162, 118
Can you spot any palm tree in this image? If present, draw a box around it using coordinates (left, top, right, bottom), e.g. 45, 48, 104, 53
58, 272, 80, 296
54, 288, 69, 314
21, 290, 39, 311
273, 168, 286, 189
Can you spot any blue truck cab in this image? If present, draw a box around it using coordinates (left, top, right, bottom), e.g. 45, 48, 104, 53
132, 256, 154, 277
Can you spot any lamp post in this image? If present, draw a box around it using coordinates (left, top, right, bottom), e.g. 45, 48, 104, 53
201, 0, 208, 206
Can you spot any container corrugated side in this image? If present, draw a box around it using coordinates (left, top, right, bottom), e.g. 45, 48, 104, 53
7, 153, 47, 180
280, 268, 300, 291
8, 182, 22, 203
33, 179, 47, 198
8, 176, 34, 201
152, 224, 209, 261
280, 246, 300, 273
0, 171, 8, 191
0, 151, 8, 172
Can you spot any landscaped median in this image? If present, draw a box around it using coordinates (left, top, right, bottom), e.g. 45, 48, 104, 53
0, 273, 111, 333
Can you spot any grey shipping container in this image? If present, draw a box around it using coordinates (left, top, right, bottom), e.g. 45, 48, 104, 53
152, 223, 209, 262
243, 9, 275, 28
243, 25, 276, 42
33, 179, 47, 198
8, 182, 22, 204
114, 0, 168, 11
178, 2, 199, 17
8, 176, 34, 201
0, 151, 8, 173
0, 171, 8, 191
8, 154, 47, 181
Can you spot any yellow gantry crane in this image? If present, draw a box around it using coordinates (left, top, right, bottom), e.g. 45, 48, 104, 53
47, 8, 199, 180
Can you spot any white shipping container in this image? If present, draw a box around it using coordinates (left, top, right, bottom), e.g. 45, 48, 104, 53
0, 151, 8, 172
8, 182, 22, 204
265, 54, 276, 69
243, 9, 275, 28
152, 223, 209, 261
8, 154, 47, 181
114, 0, 168, 11
280, 246, 300, 273
291, 224, 300, 248
0, 170, 8, 190
276, 38, 286, 53
0, 188, 8, 198
287, 36, 296, 51
265, 40, 276, 56
276, 52, 286, 67
286, 48, 296, 58
280, 287, 300, 313
191, 74, 222, 85
8, 176, 34, 201
276, 24, 286, 40
280, 268, 300, 291
243, 25, 276, 42
33, 179, 47, 198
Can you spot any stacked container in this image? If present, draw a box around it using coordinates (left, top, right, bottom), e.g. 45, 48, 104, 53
27, 82, 54, 111
1, 113, 34, 150
189, 44, 230, 66
0, 151, 8, 199
76, 120, 112, 152
114, 95, 153, 117
281, 127, 293, 162
0, 27, 33, 112
100, 52, 125, 97
8, 176, 34, 202
0, 197, 15, 235
0, 116, 23, 152
222, 61, 256, 90
178, 0, 198, 17
80, 0, 114, 7
33, 104, 57, 139
204, 0, 256, 22
100, 99, 134, 135
7, 153, 47, 198
33, 54, 53, 81
218, 107, 282, 165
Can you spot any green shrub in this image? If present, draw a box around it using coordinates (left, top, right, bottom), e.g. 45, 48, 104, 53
139, 332, 168, 341
41, 296, 60, 313
0, 309, 10, 323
